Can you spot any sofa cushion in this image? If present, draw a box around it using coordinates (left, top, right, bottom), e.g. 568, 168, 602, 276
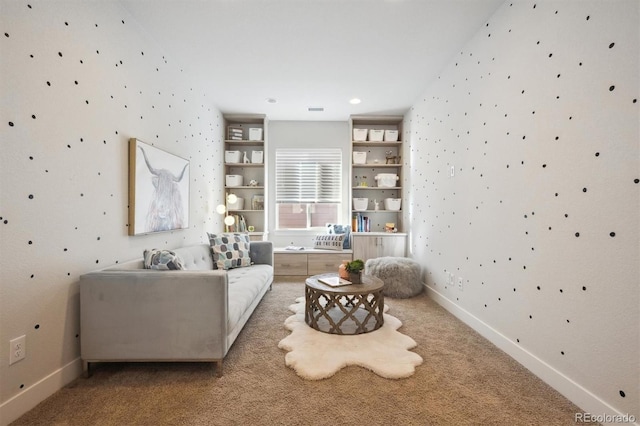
226, 264, 273, 332
173, 244, 215, 270
313, 233, 345, 251
208, 233, 251, 270
143, 249, 185, 270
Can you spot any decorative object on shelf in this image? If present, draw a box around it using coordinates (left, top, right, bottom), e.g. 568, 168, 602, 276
385, 150, 399, 164
251, 194, 264, 210
345, 259, 365, 284
248, 179, 259, 187
374, 199, 380, 211
128, 138, 190, 236
243, 152, 250, 163
385, 222, 396, 233
248, 225, 255, 232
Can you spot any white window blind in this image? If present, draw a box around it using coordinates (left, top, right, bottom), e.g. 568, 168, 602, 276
276, 149, 342, 203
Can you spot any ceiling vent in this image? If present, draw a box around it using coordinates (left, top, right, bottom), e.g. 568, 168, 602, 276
308, 107, 324, 112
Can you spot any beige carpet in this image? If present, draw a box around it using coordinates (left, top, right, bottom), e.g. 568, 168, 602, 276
12, 280, 583, 426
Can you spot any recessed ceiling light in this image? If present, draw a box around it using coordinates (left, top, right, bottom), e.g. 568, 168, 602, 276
266, 98, 277, 104
349, 98, 361, 105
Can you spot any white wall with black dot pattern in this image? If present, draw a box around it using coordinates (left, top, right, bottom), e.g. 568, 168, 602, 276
0, 0, 224, 418
405, 0, 638, 419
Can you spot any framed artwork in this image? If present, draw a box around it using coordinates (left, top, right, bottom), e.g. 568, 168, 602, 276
128, 138, 190, 235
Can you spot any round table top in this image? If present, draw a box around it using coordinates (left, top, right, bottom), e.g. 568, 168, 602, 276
306, 272, 383, 294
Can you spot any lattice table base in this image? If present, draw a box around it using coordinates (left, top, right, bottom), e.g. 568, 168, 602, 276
304, 274, 384, 335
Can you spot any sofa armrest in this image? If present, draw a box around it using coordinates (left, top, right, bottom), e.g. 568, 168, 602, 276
250, 241, 273, 266
80, 270, 229, 361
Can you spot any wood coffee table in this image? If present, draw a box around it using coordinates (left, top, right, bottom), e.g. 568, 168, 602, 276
305, 273, 384, 335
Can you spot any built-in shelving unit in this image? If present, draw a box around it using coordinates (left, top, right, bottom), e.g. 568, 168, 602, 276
349, 115, 407, 259
223, 114, 267, 241
349, 115, 404, 233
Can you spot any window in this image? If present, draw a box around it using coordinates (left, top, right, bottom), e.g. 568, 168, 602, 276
275, 148, 342, 229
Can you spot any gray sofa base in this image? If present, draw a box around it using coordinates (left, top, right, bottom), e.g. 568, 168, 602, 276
82, 357, 225, 378
80, 242, 273, 377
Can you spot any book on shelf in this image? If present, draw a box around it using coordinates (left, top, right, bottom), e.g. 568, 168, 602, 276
224, 214, 247, 233
352, 213, 370, 232
318, 276, 352, 287
227, 126, 244, 140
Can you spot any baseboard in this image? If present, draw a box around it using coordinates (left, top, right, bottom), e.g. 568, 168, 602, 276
425, 285, 638, 426
0, 357, 82, 426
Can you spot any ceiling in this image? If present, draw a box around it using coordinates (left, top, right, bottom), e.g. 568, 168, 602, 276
119, 0, 504, 121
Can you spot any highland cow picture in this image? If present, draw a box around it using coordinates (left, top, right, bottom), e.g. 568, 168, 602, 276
128, 138, 190, 235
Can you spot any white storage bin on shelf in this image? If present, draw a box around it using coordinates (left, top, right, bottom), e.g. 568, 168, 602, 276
227, 197, 244, 210
375, 173, 399, 188
369, 129, 384, 141
384, 130, 399, 142
384, 198, 401, 211
225, 175, 243, 187
353, 128, 368, 141
251, 150, 263, 164
225, 150, 242, 163
249, 128, 263, 141
353, 151, 367, 164
353, 198, 368, 211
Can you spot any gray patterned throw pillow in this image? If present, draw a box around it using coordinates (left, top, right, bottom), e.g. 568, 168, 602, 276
207, 233, 252, 270
143, 249, 185, 270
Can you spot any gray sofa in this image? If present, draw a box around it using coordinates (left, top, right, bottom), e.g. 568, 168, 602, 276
80, 241, 273, 377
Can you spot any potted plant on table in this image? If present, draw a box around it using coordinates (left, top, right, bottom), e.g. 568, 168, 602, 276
345, 259, 365, 284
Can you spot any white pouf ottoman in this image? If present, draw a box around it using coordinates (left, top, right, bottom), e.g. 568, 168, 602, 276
364, 257, 423, 298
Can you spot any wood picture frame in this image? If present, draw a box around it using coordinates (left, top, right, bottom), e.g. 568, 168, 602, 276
128, 138, 190, 235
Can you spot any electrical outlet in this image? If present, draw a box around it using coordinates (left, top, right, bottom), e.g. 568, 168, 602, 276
450, 272, 455, 286
458, 277, 463, 291
9, 335, 26, 365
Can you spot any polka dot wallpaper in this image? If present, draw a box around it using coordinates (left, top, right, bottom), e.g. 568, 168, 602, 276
0, 0, 223, 404
406, 1, 638, 418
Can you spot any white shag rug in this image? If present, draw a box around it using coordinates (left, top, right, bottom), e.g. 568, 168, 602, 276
278, 297, 423, 380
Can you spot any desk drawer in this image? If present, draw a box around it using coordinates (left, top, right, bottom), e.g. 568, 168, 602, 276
274, 253, 307, 275
307, 253, 352, 275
